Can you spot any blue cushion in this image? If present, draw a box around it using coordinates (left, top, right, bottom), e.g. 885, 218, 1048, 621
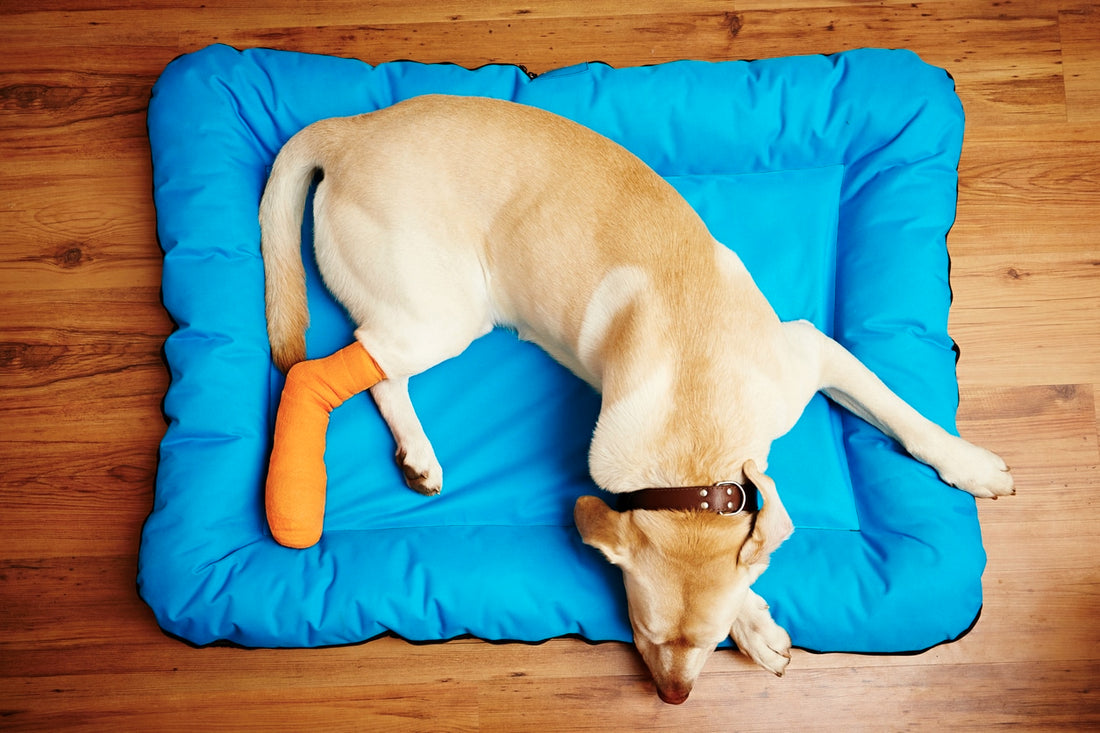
139, 44, 980, 653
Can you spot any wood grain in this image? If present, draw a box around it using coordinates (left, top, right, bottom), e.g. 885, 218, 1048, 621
954, 142, 1100, 254
949, 255, 1100, 385
1060, 2, 1100, 121
1, 0, 1098, 730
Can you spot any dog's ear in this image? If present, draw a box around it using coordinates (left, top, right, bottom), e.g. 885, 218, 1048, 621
738, 460, 794, 567
574, 496, 632, 567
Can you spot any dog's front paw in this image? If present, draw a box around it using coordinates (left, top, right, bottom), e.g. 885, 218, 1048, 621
396, 449, 443, 496
730, 592, 792, 677
933, 438, 1015, 499
738, 623, 792, 677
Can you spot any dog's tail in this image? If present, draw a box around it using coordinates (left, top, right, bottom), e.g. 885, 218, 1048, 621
259, 122, 328, 373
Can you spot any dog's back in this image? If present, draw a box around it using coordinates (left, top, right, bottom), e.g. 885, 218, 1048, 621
260, 96, 764, 381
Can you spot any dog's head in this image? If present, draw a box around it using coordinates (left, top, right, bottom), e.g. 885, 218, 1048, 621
574, 460, 792, 704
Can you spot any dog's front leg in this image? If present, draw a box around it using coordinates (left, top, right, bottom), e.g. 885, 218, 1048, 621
785, 321, 1014, 498
369, 377, 443, 496
729, 589, 791, 676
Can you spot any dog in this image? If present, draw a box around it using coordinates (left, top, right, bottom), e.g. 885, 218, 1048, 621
259, 95, 1014, 704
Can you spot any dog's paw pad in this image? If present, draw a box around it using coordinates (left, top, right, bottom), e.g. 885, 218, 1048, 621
396, 450, 443, 496
405, 472, 442, 497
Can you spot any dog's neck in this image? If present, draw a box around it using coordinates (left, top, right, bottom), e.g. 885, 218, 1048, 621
580, 243, 793, 494
585, 304, 769, 494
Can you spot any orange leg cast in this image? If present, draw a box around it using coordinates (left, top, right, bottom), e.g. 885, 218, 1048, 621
265, 343, 386, 548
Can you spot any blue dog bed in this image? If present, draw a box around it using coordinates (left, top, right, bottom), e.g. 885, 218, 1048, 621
139, 45, 982, 654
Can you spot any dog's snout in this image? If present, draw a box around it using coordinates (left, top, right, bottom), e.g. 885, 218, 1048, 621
656, 684, 691, 705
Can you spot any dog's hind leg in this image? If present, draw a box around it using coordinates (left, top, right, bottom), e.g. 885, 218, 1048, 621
784, 320, 1014, 499
369, 377, 443, 496
352, 307, 492, 498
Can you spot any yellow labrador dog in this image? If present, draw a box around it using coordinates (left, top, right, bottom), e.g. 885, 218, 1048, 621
259, 95, 1014, 704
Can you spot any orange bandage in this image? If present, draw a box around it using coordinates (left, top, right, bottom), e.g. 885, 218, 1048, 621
265, 343, 386, 549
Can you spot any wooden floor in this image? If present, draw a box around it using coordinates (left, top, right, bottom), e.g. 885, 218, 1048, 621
2, 1, 1098, 730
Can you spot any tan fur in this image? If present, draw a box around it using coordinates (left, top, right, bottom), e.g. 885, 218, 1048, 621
258, 124, 323, 371
259, 95, 1014, 703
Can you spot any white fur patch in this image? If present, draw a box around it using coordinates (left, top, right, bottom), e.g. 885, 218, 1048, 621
577, 266, 648, 383
589, 360, 676, 491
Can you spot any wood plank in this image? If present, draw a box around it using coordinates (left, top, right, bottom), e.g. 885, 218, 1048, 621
948, 255, 1100, 386
0, 68, 153, 130
960, 519, 1100, 667
22, 633, 1100, 731
478, 660, 1100, 731
964, 121, 1100, 143
0, 1, 959, 31
1060, 2, 1100, 122
2, 2, 1054, 126
0, 391, 163, 462
0, 160, 160, 315
1, 676, 481, 732
0, 99, 152, 162
168, 11, 742, 72
0, 290, 170, 385
0, 620, 646, 683
0, 442, 159, 558
724, 0, 1065, 125
157, 0, 1066, 125
0, 234, 162, 296
954, 139, 1100, 255
7, 657, 1095, 732
956, 384, 1099, 521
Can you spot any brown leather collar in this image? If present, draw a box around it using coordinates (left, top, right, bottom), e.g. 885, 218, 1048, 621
616, 480, 758, 515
